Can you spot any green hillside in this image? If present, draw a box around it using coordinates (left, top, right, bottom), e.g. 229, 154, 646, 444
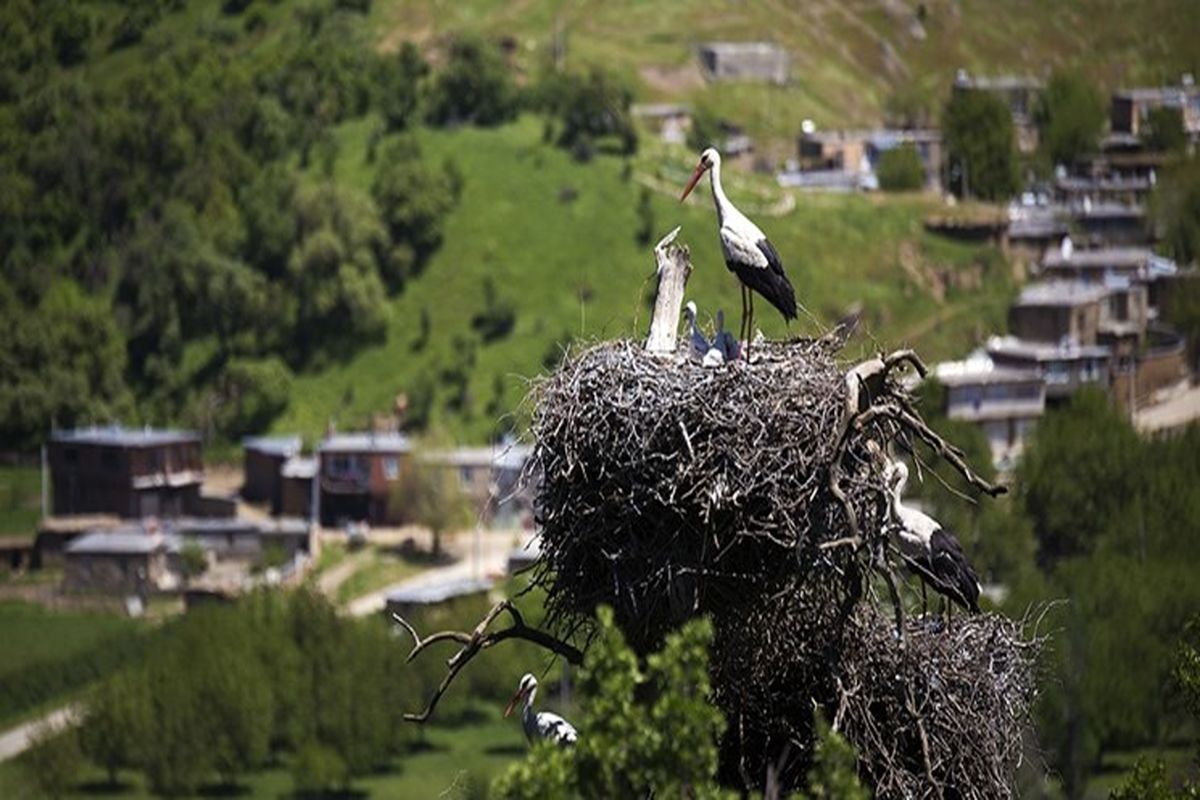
275, 115, 1014, 442
367, 0, 1200, 142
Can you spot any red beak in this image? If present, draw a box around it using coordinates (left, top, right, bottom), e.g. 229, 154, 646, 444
504, 687, 524, 718
680, 163, 706, 202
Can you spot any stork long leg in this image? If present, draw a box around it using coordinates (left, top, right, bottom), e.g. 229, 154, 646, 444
746, 291, 755, 362
921, 581, 927, 618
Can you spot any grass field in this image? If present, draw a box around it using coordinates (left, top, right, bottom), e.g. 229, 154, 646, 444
0, 467, 40, 539
0, 602, 139, 680
274, 113, 1016, 442
0, 716, 526, 799
334, 546, 426, 604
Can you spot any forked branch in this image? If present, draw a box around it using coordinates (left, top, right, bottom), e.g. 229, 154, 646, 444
393, 599, 584, 723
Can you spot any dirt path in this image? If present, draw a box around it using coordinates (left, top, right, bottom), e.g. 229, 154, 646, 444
0, 704, 81, 762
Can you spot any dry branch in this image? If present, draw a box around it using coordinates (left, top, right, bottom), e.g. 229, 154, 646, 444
393, 599, 583, 723
644, 226, 692, 355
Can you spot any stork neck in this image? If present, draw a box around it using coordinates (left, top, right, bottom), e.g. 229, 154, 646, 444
890, 472, 908, 517
708, 160, 732, 225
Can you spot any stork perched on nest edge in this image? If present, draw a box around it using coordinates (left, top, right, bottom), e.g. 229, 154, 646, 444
680, 147, 796, 353
504, 673, 578, 747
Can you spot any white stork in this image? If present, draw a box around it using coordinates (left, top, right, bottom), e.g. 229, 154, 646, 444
680, 147, 797, 349
504, 673, 578, 747
883, 459, 982, 617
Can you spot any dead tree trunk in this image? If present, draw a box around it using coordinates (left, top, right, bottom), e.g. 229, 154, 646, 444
645, 226, 692, 355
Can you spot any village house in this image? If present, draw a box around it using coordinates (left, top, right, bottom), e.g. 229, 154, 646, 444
1008, 281, 1111, 346
278, 456, 316, 519
62, 528, 178, 595
242, 435, 302, 509
1070, 200, 1149, 247
49, 426, 204, 519
953, 70, 1043, 153
631, 103, 692, 145
1110, 78, 1200, 140
1053, 173, 1153, 207
987, 335, 1111, 403
317, 431, 411, 526
698, 42, 789, 85
934, 354, 1046, 470
795, 128, 943, 190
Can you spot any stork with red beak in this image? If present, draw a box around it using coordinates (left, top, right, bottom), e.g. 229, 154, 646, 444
504, 673, 578, 747
680, 147, 797, 348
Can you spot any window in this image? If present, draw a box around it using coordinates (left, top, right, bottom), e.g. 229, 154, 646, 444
383, 457, 399, 480
1045, 362, 1069, 384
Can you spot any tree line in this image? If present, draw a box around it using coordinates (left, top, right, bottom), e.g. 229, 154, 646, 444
0, 0, 639, 452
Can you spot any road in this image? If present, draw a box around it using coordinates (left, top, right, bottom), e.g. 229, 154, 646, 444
345, 528, 531, 617
0, 704, 81, 762
1135, 382, 1200, 434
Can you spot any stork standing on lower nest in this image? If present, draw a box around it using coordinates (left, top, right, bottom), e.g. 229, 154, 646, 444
679, 147, 797, 351
883, 458, 981, 619
504, 673, 578, 747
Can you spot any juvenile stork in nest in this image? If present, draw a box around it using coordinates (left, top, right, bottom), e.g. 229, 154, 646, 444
504, 673, 578, 747
680, 147, 797, 349
883, 458, 982, 618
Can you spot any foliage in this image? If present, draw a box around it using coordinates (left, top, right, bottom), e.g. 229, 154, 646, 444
20, 722, 82, 799
376, 43, 426, 132
206, 356, 294, 439
1143, 106, 1189, 154
81, 671, 151, 787
1016, 388, 1140, 567
292, 741, 350, 796
493, 607, 732, 799
1110, 758, 1199, 799
796, 713, 871, 800
1035, 71, 1106, 166
943, 87, 1019, 200
1154, 156, 1200, 266
688, 106, 724, 152
390, 444, 474, 556
179, 542, 208, 580
546, 68, 638, 156
877, 143, 926, 192
426, 35, 519, 127
0, 281, 132, 451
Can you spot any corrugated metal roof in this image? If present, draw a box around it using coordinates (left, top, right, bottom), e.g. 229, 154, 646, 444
243, 435, 302, 457
1015, 281, 1110, 307
65, 530, 173, 555
1042, 247, 1153, 269
319, 432, 411, 454
52, 426, 200, 448
385, 577, 493, 605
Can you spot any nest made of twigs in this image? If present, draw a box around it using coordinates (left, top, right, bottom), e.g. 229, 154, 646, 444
528, 338, 888, 651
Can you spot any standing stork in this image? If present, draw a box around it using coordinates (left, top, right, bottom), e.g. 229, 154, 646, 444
883, 458, 982, 618
504, 673, 578, 747
680, 147, 797, 349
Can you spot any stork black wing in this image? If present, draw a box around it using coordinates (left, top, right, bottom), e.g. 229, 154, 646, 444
732, 238, 797, 321
929, 528, 981, 613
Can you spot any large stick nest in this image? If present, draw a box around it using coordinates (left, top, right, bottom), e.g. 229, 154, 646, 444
529, 338, 881, 650
526, 337, 1035, 796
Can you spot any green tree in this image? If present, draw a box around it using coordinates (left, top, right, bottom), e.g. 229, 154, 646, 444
877, 143, 926, 191
375, 43, 426, 132
390, 445, 473, 557
1154, 156, 1200, 265
688, 107, 724, 152
1110, 758, 1198, 799
492, 607, 732, 799
551, 68, 638, 156
81, 671, 151, 786
426, 35, 518, 127
796, 713, 870, 800
1142, 106, 1188, 154
944, 88, 1019, 200
1016, 388, 1140, 567
1036, 71, 1106, 167
21, 722, 82, 799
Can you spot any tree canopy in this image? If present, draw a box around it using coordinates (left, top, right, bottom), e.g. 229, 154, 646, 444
943, 88, 1019, 200
1035, 70, 1106, 167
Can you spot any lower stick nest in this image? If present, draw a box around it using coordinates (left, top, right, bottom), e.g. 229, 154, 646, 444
526, 338, 1036, 796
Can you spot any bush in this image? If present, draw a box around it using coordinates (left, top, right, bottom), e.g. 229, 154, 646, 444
1142, 106, 1188, 154
1035, 70, 1105, 167
551, 68, 638, 156
292, 741, 350, 797
944, 88, 1018, 200
876, 143, 926, 191
425, 35, 518, 127
22, 722, 83, 799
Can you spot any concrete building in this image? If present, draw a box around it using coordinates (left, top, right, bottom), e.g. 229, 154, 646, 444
279, 456, 317, 519
987, 335, 1111, 402
698, 42, 789, 85
1009, 281, 1110, 346
423, 443, 533, 526
62, 529, 178, 595
935, 354, 1046, 470
796, 128, 943, 190
1070, 201, 1149, 247
49, 427, 203, 518
1111, 79, 1200, 139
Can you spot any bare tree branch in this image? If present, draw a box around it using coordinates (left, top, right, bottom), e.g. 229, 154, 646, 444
393, 599, 584, 723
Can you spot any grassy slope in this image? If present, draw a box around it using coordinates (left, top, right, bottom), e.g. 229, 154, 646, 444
0, 468, 39, 539
276, 114, 1014, 441
0, 602, 139, 679
369, 0, 1200, 141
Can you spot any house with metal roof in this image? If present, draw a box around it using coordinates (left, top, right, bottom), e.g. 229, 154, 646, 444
317, 431, 412, 526
934, 353, 1046, 470
49, 426, 203, 519
62, 527, 180, 595
242, 435, 302, 508
1110, 79, 1200, 139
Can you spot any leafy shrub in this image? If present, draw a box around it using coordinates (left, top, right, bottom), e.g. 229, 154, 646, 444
876, 143, 926, 191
